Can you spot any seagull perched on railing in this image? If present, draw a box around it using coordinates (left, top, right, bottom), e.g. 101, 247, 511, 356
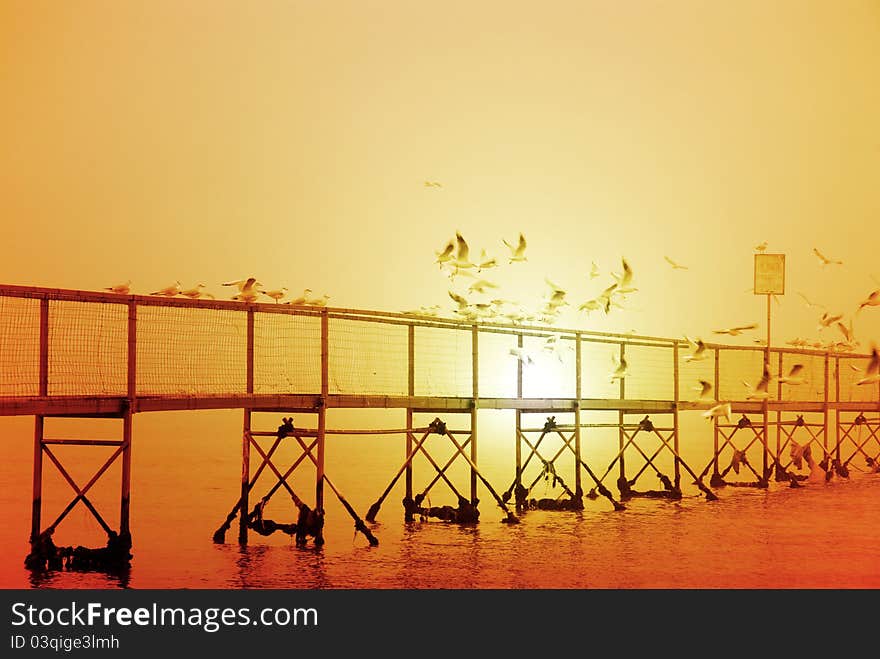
180, 283, 214, 299
105, 280, 131, 294
305, 293, 330, 307
259, 286, 288, 303
150, 281, 181, 296
223, 277, 261, 296
285, 288, 312, 306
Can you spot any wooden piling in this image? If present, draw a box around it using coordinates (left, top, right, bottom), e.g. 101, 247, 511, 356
406, 324, 415, 501
239, 308, 255, 545
471, 324, 478, 502
618, 343, 626, 484
121, 299, 136, 537
317, 309, 329, 516
575, 333, 582, 495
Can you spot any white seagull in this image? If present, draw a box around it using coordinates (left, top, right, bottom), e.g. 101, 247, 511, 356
779, 364, 806, 386
150, 281, 181, 296
856, 345, 880, 386
664, 256, 688, 270
683, 337, 708, 362
260, 287, 288, 303
223, 277, 261, 296
812, 248, 842, 266
743, 364, 771, 400
713, 323, 758, 336
703, 401, 732, 423
858, 289, 880, 312
180, 283, 213, 299
502, 233, 527, 263
104, 280, 131, 295
285, 288, 313, 306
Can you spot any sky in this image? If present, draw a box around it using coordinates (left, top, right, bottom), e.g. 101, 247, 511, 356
2, 0, 879, 347
1, 0, 880, 587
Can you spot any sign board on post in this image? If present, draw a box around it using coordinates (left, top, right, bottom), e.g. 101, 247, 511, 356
754, 254, 785, 295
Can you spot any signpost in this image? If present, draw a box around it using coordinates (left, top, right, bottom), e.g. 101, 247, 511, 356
754, 253, 785, 356
754, 253, 785, 480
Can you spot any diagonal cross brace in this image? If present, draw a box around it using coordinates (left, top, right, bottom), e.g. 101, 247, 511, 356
42, 444, 124, 537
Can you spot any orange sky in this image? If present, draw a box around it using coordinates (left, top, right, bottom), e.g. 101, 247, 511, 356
1, 2, 880, 586
2, 0, 879, 345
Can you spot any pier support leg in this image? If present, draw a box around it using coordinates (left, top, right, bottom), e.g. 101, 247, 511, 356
31, 415, 44, 543
238, 409, 251, 545
120, 410, 132, 537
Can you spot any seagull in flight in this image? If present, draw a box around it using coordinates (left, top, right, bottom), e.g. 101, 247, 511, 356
703, 401, 732, 422
609, 354, 628, 382
468, 279, 499, 295
104, 280, 131, 295
423, 180, 442, 188
856, 345, 880, 386
509, 346, 535, 365
858, 289, 880, 312
448, 290, 469, 311
754, 242, 767, 252
779, 364, 806, 386
817, 311, 844, 330
743, 364, 771, 400
797, 292, 825, 310
813, 248, 842, 266
453, 232, 476, 270
664, 256, 688, 270
683, 337, 708, 362
435, 239, 455, 268
588, 261, 600, 279
694, 379, 713, 399
476, 249, 498, 271
713, 323, 758, 336
502, 233, 527, 263
150, 281, 181, 296
611, 257, 636, 292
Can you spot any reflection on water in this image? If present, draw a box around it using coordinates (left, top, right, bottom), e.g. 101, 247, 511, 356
8, 474, 880, 589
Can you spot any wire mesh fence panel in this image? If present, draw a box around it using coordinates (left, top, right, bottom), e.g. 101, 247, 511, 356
718, 348, 770, 401
521, 333, 576, 399
253, 311, 321, 394
136, 305, 247, 395
47, 300, 128, 396
328, 318, 408, 396
620, 344, 674, 401
0, 296, 40, 396
414, 325, 472, 397
678, 344, 716, 403
477, 331, 518, 399
836, 354, 879, 403
579, 339, 622, 400
778, 351, 826, 403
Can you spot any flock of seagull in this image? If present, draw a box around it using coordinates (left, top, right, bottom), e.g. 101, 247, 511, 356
102, 278, 330, 307
405, 233, 880, 417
